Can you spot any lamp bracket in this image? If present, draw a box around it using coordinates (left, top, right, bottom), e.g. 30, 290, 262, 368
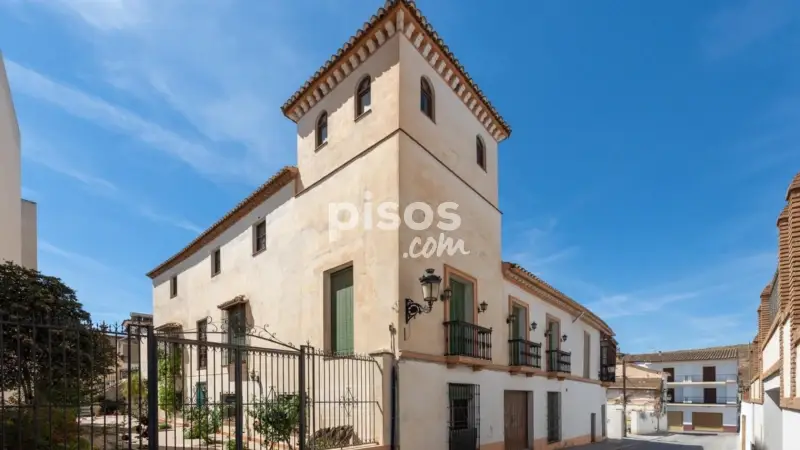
405, 298, 433, 323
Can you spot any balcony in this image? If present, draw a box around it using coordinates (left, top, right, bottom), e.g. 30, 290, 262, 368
444, 321, 492, 361
546, 349, 571, 374
671, 396, 738, 405
599, 365, 616, 382
666, 374, 737, 385
508, 338, 542, 369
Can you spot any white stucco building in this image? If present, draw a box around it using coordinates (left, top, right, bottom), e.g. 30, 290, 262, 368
0, 51, 37, 269
625, 345, 744, 433
147, 1, 618, 449
741, 175, 800, 450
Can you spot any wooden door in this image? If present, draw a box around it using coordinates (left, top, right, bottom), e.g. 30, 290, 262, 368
504, 391, 529, 450
331, 267, 354, 354
590, 413, 596, 442
703, 366, 716, 382
667, 411, 683, 431
703, 388, 717, 404
449, 277, 475, 355
692, 412, 723, 431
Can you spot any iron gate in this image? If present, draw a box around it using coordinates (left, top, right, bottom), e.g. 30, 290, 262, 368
0, 317, 380, 450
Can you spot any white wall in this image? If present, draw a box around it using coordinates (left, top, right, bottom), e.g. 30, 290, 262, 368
398, 359, 606, 448
740, 401, 763, 450
666, 404, 739, 428
641, 359, 739, 382
606, 405, 624, 439
783, 409, 800, 450
783, 318, 792, 394
764, 388, 782, 450
629, 410, 666, 435
0, 53, 22, 266
763, 330, 780, 370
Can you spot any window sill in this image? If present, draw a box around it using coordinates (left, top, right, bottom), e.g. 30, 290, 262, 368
252, 248, 266, 257
354, 108, 372, 123
211, 271, 220, 278
315, 141, 328, 152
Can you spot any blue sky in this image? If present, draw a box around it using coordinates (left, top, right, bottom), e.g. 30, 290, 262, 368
1, 0, 798, 354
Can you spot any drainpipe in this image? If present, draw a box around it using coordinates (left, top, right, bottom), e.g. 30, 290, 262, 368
621, 354, 627, 437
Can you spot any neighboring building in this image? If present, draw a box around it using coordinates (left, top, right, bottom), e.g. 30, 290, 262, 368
0, 51, 37, 269
606, 364, 666, 412
741, 171, 800, 450
625, 345, 746, 433
119, 312, 153, 380
147, 1, 618, 449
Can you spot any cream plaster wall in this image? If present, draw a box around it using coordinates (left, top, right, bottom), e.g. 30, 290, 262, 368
783, 318, 791, 394
607, 389, 659, 409
763, 329, 780, 370
796, 346, 800, 397
20, 199, 37, 269
397, 37, 499, 207
398, 359, 606, 449
295, 35, 401, 189
740, 401, 762, 450
152, 140, 400, 355
0, 54, 22, 266
505, 281, 604, 378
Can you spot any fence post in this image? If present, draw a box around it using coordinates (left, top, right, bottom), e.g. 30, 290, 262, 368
235, 348, 244, 450
146, 325, 159, 450
299, 345, 307, 450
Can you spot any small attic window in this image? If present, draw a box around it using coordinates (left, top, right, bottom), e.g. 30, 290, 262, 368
316, 111, 328, 148
420, 77, 434, 121
476, 136, 486, 171
355, 76, 372, 117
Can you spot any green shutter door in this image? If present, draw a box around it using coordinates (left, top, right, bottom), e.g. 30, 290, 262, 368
449, 278, 475, 355
196, 382, 207, 408
331, 267, 354, 354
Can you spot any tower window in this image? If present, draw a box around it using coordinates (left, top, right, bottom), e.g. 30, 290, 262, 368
476, 136, 486, 171
420, 77, 434, 121
355, 76, 372, 117
316, 111, 328, 147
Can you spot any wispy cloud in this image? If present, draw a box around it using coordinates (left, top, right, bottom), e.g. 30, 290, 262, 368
13, 0, 313, 184
686, 314, 746, 347
40, 240, 112, 273
585, 252, 774, 320
505, 217, 580, 274
702, 0, 799, 60
23, 136, 202, 234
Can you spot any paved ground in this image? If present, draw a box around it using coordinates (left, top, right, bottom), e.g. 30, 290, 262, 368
573, 432, 737, 450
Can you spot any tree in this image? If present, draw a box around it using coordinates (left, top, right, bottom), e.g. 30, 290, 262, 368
157, 347, 182, 422
0, 261, 118, 405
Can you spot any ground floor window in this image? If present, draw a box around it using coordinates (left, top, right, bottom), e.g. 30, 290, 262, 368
448, 383, 480, 450
547, 391, 561, 443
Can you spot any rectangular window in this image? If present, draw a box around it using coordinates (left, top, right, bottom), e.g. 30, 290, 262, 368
227, 304, 247, 363
448, 383, 480, 450
197, 320, 207, 370
583, 331, 591, 378
330, 266, 354, 355
170, 276, 178, 298
547, 391, 561, 443
663, 367, 674, 382
703, 388, 717, 404
211, 248, 221, 276
253, 220, 267, 254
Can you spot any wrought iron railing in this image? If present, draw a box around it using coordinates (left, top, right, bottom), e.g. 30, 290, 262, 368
599, 364, 616, 382
508, 338, 541, 368
674, 396, 738, 405
444, 321, 492, 361
546, 349, 571, 373
671, 374, 738, 382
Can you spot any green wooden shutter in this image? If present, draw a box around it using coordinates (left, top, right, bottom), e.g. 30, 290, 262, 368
331, 268, 354, 354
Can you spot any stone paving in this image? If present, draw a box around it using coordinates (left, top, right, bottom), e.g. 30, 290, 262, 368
572, 433, 737, 450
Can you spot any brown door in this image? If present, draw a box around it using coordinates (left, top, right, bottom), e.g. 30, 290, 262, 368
504, 391, 529, 450
667, 411, 683, 431
703, 366, 716, 382
692, 412, 723, 431
703, 388, 717, 404
663, 368, 674, 381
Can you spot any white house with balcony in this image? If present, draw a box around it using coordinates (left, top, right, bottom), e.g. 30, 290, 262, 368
625, 345, 746, 433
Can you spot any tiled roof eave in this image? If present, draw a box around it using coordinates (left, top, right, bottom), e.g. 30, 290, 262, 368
502, 262, 614, 336
279, 0, 511, 142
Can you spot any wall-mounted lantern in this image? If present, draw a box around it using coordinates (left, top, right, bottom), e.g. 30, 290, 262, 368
530, 321, 537, 331
405, 269, 452, 323
478, 301, 488, 314
562, 334, 568, 342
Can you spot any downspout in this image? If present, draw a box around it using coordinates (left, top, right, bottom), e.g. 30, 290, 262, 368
390, 360, 398, 450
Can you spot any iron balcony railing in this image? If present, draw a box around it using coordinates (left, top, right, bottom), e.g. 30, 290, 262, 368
670, 374, 738, 382
599, 365, 616, 382
673, 396, 738, 405
546, 349, 571, 373
444, 321, 493, 361
508, 338, 542, 368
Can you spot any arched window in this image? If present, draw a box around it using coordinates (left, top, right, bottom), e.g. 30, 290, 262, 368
355, 76, 371, 117
316, 111, 328, 147
476, 136, 486, 170
420, 77, 434, 120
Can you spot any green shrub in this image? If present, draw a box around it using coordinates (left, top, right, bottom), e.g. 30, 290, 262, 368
1, 405, 83, 450
183, 405, 222, 443
247, 393, 301, 448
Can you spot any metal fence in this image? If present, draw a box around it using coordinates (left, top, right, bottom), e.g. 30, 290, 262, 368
0, 318, 381, 450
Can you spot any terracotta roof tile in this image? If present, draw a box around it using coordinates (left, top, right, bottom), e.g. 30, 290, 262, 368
147, 166, 299, 279
502, 262, 614, 336
280, 0, 511, 138
778, 205, 789, 223
788, 171, 800, 198
625, 344, 748, 363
